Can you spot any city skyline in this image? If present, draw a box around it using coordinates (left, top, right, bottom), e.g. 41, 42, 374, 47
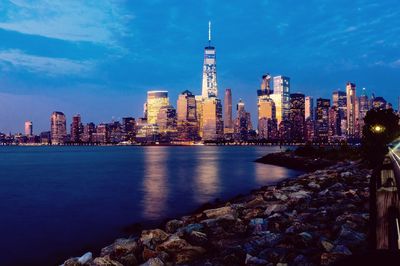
0, 1, 400, 133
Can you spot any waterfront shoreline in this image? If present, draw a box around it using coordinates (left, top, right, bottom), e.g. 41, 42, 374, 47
63, 154, 370, 266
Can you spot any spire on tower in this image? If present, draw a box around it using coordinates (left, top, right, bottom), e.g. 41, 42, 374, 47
208, 21, 211, 45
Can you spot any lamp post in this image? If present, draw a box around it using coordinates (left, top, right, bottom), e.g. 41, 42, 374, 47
371, 124, 386, 134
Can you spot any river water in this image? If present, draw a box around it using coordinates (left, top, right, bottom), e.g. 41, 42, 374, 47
0, 146, 301, 265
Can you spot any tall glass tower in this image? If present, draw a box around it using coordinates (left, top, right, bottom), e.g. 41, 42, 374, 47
201, 21, 218, 99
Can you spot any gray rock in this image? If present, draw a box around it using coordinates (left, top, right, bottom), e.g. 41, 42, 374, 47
249, 218, 268, 233
187, 230, 208, 246
203, 206, 236, 219
140, 229, 170, 249
245, 254, 268, 265
165, 219, 183, 233
273, 191, 289, 201
288, 190, 311, 200
321, 240, 334, 252
307, 181, 320, 190
265, 203, 287, 216
140, 257, 164, 266
78, 252, 92, 264
340, 171, 352, 178
335, 226, 366, 248
101, 238, 139, 257
92, 256, 123, 266
332, 245, 352, 255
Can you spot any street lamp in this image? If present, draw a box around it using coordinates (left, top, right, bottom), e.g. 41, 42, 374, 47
371, 124, 386, 134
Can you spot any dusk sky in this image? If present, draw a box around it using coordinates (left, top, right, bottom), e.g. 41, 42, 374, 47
0, 0, 399, 133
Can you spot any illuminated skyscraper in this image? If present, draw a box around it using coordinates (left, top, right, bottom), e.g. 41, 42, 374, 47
224, 88, 234, 134
70, 114, 82, 143
122, 117, 136, 141
332, 90, 347, 136
50, 111, 67, 144
270, 75, 290, 125
201, 21, 218, 99
24, 121, 33, 136
177, 90, 198, 141
235, 99, 252, 140
305, 96, 313, 121
289, 93, 305, 142
82, 122, 95, 143
157, 105, 177, 133
257, 74, 277, 140
315, 98, 330, 142
202, 97, 223, 141
195, 95, 204, 138
147, 91, 169, 124
346, 82, 356, 137
177, 90, 197, 122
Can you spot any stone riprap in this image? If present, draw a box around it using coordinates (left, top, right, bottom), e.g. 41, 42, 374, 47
62, 160, 370, 266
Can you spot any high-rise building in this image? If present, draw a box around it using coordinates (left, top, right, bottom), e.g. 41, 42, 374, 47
332, 90, 347, 136
202, 97, 223, 141
201, 21, 218, 99
257, 75, 277, 140
258, 74, 277, 140
357, 88, 369, 136
24, 121, 33, 136
289, 93, 305, 142
315, 98, 330, 142
234, 99, 252, 140
147, 91, 169, 124
82, 123, 95, 143
70, 114, 82, 143
50, 111, 67, 144
177, 90, 197, 122
270, 76, 290, 126
346, 82, 356, 137
257, 74, 273, 97
224, 88, 234, 134
258, 99, 277, 140
122, 117, 136, 141
176, 91, 199, 141
108, 121, 123, 143
195, 95, 204, 138
93, 123, 108, 143
305, 96, 313, 121
328, 106, 341, 140
157, 105, 177, 133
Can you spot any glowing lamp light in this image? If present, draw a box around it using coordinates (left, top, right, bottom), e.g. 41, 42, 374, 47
371, 124, 385, 134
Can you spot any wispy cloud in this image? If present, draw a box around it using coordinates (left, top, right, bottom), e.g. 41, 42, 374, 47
0, 49, 94, 76
0, 0, 132, 47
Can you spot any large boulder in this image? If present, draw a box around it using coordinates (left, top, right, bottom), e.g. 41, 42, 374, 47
140, 229, 170, 249
265, 203, 287, 216
156, 235, 189, 253
101, 238, 139, 258
140, 257, 164, 266
92, 256, 123, 266
165, 219, 184, 234
174, 246, 206, 264
203, 206, 236, 219
335, 225, 366, 248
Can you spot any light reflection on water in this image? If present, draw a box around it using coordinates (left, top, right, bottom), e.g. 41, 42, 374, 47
193, 147, 220, 203
142, 146, 169, 219
140, 146, 298, 220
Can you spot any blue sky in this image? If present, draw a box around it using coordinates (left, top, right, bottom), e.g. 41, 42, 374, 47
0, 0, 399, 133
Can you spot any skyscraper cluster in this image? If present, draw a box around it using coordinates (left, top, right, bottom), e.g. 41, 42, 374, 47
1, 22, 398, 145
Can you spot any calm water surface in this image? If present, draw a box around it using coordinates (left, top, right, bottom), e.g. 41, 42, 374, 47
0, 146, 301, 265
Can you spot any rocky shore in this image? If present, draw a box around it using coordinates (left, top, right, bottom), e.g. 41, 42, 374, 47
254, 152, 335, 172
63, 160, 371, 266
